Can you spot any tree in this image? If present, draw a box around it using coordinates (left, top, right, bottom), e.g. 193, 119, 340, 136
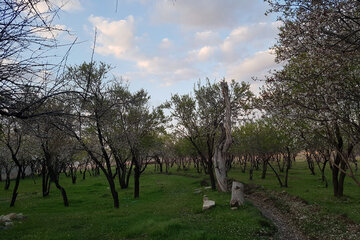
264, 0, 360, 196
0, 0, 74, 119
63, 62, 121, 208
116, 89, 166, 198
168, 79, 252, 191
0, 117, 24, 206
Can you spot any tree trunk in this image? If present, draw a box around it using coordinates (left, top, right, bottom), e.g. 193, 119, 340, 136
82, 168, 87, 180
268, 161, 283, 187
134, 164, 140, 198
54, 177, 69, 207
4, 172, 11, 190
10, 168, 21, 207
213, 80, 232, 192
306, 152, 316, 175
284, 148, 291, 188
230, 181, 245, 207
125, 160, 133, 188
261, 157, 268, 179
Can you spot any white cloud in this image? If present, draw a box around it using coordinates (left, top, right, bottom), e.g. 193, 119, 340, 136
197, 46, 216, 61
89, 15, 138, 60
159, 38, 172, 49
55, 0, 83, 12
136, 56, 199, 83
194, 31, 221, 47
226, 50, 278, 83
152, 0, 267, 29
35, 0, 82, 13
220, 22, 280, 62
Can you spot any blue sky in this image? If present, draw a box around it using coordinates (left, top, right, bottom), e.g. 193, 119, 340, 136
45, 0, 280, 106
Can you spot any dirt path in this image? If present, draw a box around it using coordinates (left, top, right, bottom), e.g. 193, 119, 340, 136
246, 193, 308, 240
244, 187, 360, 240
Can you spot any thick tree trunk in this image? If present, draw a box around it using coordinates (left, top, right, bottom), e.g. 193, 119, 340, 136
213, 80, 232, 192
213, 149, 228, 191
230, 181, 245, 207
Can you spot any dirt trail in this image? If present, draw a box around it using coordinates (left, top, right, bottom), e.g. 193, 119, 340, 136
246, 193, 308, 240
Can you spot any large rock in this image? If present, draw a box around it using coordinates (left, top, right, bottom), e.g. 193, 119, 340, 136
230, 181, 245, 207
202, 195, 215, 211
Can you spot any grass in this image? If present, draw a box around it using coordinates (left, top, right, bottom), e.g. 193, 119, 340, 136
0, 171, 274, 240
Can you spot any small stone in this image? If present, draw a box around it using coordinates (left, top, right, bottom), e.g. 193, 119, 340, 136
204, 186, 211, 190
231, 207, 238, 210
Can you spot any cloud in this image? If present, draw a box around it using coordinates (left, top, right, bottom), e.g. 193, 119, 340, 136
159, 38, 172, 49
220, 22, 280, 62
55, 0, 83, 12
194, 31, 221, 47
35, 0, 82, 13
187, 46, 216, 62
226, 50, 278, 83
136, 56, 199, 84
88, 15, 139, 60
152, 0, 267, 29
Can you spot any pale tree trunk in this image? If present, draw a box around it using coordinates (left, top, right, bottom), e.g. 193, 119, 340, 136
213, 80, 232, 192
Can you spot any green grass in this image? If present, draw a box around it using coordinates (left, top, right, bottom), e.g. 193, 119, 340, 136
0, 171, 274, 240
228, 161, 360, 224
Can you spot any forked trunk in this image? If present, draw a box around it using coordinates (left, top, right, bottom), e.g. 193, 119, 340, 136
213, 80, 232, 192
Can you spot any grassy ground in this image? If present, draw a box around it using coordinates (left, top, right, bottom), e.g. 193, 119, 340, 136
227, 161, 360, 224
0, 171, 274, 240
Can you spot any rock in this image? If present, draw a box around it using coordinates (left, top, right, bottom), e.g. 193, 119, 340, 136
4, 221, 13, 229
231, 207, 238, 210
4, 213, 17, 221
202, 195, 215, 211
230, 181, 245, 207
1, 216, 11, 222
15, 213, 26, 220
204, 186, 211, 190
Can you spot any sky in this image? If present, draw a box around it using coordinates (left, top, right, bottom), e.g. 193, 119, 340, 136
46, 0, 281, 106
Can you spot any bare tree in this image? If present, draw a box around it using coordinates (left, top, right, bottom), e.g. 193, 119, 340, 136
0, 0, 74, 119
